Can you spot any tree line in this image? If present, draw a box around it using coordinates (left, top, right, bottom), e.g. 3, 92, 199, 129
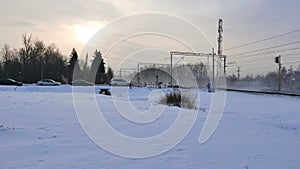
130, 61, 299, 92
227, 65, 300, 92
0, 33, 114, 84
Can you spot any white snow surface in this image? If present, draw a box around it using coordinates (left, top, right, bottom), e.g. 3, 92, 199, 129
0, 85, 299, 169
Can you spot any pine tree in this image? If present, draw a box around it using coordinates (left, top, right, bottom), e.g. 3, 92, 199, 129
106, 67, 114, 83
68, 48, 78, 84
89, 50, 105, 84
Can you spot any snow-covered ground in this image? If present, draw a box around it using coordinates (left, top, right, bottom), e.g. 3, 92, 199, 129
0, 85, 299, 169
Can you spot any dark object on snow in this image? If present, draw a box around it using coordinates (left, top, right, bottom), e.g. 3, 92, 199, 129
207, 82, 215, 93
166, 92, 181, 107
99, 88, 111, 95
0, 78, 23, 86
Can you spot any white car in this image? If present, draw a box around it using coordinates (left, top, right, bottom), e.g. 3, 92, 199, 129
110, 79, 128, 86
37, 79, 61, 86
71, 79, 94, 86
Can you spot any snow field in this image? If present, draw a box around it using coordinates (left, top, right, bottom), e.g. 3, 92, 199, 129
0, 85, 299, 168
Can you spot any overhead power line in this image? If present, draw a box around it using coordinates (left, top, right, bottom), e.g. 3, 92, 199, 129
230, 59, 299, 69
232, 56, 300, 67
229, 41, 300, 57
229, 47, 300, 61
228, 52, 300, 65
283, 60, 300, 64
224, 29, 300, 51
285, 56, 300, 59
234, 54, 300, 64
106, 57, 139, 63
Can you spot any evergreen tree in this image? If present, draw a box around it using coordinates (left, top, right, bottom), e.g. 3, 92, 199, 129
89, 50, 105, 84
106, 67, 114, 83
68, 48, 78, 84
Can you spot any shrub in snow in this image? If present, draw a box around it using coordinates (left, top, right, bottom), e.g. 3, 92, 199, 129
159, 91, 197, 109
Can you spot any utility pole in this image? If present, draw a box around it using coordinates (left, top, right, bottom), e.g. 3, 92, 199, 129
212, 48, 215, 85
218, 19, 226, 75
207, 48, 216, 92
170, 53, 173, 87
217, 19, 223, 56
275, 55, 282, 91
223, 56, 226, 75
155, 72, 159, 88
237, 67, 241, 80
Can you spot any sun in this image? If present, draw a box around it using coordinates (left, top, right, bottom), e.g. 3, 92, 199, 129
73, 22, 105, 44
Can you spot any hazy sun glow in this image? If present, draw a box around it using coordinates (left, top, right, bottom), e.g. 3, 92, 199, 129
73, 21, 105, 44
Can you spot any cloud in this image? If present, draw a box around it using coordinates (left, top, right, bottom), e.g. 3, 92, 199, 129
0, 0, 122, 27
0, 0, 122, 54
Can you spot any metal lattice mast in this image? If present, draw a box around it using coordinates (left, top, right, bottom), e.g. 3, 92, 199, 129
218, 19, 226, 75
218, 19, 223, 56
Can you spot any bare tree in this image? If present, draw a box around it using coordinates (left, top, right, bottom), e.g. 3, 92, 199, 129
1, 44, 12, 72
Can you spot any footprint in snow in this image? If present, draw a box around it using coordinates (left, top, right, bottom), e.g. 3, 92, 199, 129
38, 135, 57, 140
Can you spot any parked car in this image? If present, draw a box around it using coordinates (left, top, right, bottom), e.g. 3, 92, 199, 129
110, 79, 128, 86
37, 79, 61, 86
0, 78, 23, 86
71, 79, 94, 86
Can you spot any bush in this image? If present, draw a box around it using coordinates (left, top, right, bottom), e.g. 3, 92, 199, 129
159, 91, 196, 109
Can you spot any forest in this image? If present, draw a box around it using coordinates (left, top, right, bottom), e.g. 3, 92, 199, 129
0, 33, 113, 84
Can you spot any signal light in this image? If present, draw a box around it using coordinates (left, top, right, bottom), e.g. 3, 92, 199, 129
275, 55, 281, 64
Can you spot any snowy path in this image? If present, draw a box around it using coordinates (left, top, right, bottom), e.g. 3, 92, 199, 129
0, 85, 299, 169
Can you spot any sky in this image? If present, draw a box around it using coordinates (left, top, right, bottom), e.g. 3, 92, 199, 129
0, 0, 300, 76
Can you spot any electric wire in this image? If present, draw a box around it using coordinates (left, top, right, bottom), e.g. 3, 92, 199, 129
224, 29, 300, 51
